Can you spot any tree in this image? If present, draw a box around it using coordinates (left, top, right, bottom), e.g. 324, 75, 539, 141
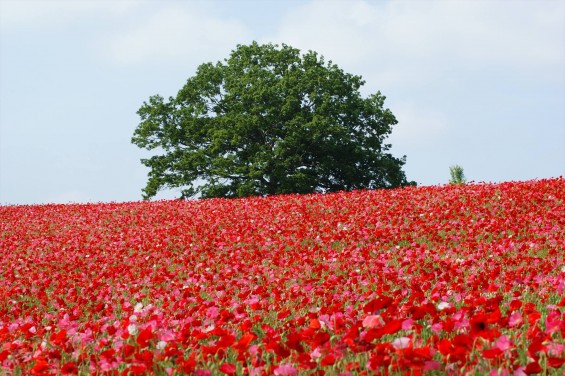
132, 42, 415, 199
449, 165, 466, 184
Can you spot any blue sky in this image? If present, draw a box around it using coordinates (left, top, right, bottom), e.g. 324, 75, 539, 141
1, 0, 563, 205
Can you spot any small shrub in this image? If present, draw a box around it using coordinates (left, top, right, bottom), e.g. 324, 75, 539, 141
449, 165, 466, 184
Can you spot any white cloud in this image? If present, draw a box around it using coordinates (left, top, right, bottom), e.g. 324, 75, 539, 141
1, 1, 252, 67
0, 0, 136, 31
99, 5, 252, 66
267, 0, 565, 87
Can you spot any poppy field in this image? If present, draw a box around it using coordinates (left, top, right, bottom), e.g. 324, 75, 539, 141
1, 178, 564, 375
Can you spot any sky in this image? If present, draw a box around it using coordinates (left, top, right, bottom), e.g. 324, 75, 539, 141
0, 0, 564, 205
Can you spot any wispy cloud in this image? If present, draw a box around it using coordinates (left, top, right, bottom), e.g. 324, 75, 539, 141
0, 0, 136, 31
268, 0, 565, 87
98, 4, 252, 66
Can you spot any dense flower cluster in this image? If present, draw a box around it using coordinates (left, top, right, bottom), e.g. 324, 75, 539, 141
1, 178, 564, 375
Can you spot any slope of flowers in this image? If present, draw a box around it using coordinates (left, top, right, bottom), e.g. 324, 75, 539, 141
1, 178, 564, 375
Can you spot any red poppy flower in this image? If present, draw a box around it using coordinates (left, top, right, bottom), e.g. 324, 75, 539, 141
61, 362, 78, 374
219, 363, 237, 375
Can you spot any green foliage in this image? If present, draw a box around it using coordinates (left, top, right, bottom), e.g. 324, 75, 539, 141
132, 42, 415, 199
449, 165, 466, 184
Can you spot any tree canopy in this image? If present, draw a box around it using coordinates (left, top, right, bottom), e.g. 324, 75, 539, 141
132, 42, 415, 199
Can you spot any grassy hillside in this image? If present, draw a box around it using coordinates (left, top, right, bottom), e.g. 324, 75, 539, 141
1, 178, 564, 375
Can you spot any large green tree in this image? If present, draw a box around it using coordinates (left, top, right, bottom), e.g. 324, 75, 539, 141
132, 42, 414, 199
